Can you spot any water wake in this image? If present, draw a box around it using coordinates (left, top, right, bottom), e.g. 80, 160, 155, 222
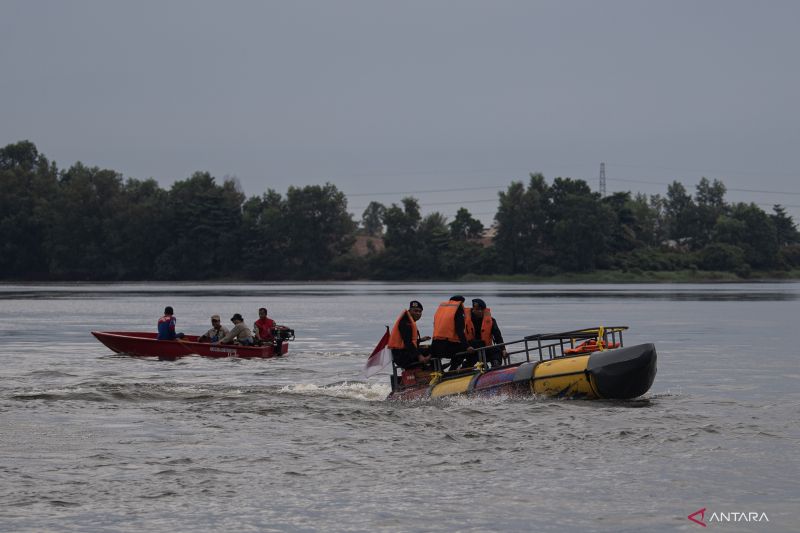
279, 381, 391, 401
10, 382, 255, 402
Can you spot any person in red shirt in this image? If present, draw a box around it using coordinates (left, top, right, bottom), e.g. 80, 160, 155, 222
253, 307, 275, 343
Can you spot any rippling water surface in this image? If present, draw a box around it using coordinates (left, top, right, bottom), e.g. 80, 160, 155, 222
1, 282, 798, 532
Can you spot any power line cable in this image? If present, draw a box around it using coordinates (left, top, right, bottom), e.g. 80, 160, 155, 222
609, 177, 800, 196
606, 162, 798, 178
345, 177, 800, 201
347, 185, 501, 197
350, 191, 800, 211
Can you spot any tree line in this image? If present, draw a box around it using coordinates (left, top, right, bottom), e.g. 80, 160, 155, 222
2, 140, 799, 281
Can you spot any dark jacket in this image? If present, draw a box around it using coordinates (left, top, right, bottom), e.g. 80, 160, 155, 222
469, 315, 505, 346
392, 313, 423, 369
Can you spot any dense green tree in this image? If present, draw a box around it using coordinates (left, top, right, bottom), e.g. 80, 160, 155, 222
415, 212, 450, 277
602, 192, 640, 252
771, 205, 800, 246
153, 172, 244, 279
282, 183, 356, 278
240, 189, 287, 277
664, 181, 695, 245
628, 193, 666, 247
547, 178, 611, 271
780, 244, 800, 268
440, 239, 488, 278
493, 174, 549, 273
361, 201, 386, 236
710, 214, 748, 248
108, 178, 169, 279
714, 203, 779, 268
449, 207, 484, 241
698, 243, 745, 271
0, 140, 40, 171
47, 163, 126, 279
692, 178, 728, 248
3, 139, 800, 281
0, 141, 58, 278
695, 177, 726, 206
493, 181, 526, 273
373, 197, 423, 278
382, 197, 421, 251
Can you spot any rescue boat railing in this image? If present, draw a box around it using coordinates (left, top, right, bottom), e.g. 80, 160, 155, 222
432, 326, 628, 372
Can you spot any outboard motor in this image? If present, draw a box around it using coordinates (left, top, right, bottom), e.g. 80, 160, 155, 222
271, 326, 295, 356
272, 326, 295, 342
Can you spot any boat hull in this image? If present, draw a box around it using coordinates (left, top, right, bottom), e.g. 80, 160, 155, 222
91, 331, 289, 359
388, 343, 656, 401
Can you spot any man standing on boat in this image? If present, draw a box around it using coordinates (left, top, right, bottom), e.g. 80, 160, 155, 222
464, 298, 507, 368
431, 295, 473, 370
157, 306, 184, 340
388, 300, 431, 369
215, 313, 255, 346
198, 314, 229, 343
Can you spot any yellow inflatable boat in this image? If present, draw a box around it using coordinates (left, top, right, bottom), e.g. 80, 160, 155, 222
387, 327, 656, 401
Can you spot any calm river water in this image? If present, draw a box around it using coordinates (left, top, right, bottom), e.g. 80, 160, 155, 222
0, 282, 798, 532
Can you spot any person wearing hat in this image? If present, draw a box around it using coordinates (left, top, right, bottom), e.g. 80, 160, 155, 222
464, 298, 507, 368
198, 314, 230, 343
215, 313, 255, 346
387, 300, 432, 369
431, 295, 473, 370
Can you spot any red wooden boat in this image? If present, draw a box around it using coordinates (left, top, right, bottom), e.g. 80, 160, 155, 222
91, 331, 290, 359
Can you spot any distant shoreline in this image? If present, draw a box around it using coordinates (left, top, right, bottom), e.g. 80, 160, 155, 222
2, 269, 800, 284
460, 269, 800, 283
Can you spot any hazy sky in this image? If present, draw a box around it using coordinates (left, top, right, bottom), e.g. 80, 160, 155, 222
2, 0, 799, 223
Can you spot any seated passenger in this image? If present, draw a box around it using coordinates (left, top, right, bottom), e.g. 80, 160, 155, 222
157, 306, 184, 340
430, 295, 473, 370
464, 298, 507, 368
198, 314, 229, 343
216, 313, 254, 346
388, 300, 432, 370
253, 307, 275, 344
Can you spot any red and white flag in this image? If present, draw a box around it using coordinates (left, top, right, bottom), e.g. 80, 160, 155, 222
362, 327, 392, 378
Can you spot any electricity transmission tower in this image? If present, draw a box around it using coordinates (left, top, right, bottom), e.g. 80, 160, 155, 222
599, 162, 606, 197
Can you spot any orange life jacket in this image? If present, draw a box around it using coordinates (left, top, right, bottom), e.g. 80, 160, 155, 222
564, 338, 620, 355
387, 310, 418, 350
432, 300, 463, 342
464, 307, 493, 346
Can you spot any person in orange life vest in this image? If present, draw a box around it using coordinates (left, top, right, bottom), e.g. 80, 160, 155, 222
253, 307, 275, 343
157, 306, 184, 340
430, 295, 474, 370
387, 300, 432, 369
463, 298, 507, 368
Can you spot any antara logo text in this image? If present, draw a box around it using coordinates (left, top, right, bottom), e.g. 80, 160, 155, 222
688, 507, 769, 527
